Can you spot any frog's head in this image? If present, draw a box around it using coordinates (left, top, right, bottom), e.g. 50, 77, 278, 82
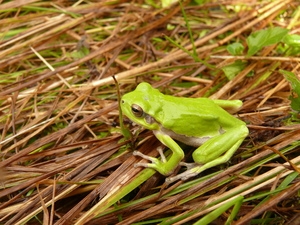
121, 82, 162, 130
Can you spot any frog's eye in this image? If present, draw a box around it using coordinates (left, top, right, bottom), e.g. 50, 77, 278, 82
131, 104, 144, 117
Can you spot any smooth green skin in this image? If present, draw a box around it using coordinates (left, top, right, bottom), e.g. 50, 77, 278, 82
121, 82, 248, 182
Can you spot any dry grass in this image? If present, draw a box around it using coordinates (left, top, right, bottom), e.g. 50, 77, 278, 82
0, 0, 300, 224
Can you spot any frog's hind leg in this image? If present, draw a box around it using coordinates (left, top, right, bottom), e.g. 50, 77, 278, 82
166, 129, 247, 183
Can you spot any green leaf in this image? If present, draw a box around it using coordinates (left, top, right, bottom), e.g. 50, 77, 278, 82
221, 60, 247, 80
247, 27, 289, 56
167, 24, 175, 30
280, 70, 300, 112
193, 0, 205, 4
161, 0, 177, 8
227, 42, 244, 55
282, 34, 300, 46
68, 46, 90, 60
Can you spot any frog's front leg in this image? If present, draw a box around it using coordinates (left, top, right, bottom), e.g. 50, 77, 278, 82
133, 130, 184, 176
167, 125, 248, 183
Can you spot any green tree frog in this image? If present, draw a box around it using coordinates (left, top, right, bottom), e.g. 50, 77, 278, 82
121, 82, 248, 183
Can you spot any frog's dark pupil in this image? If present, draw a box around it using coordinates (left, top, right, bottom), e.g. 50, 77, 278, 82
132, 107, 139, 113
131, 104, 143, 117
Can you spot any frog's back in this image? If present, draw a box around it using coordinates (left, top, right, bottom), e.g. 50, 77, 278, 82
156, 95, 244, 137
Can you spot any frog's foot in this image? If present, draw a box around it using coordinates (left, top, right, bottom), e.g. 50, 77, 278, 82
166, 164, 202, 183
133, 150, 163, 168
133, 146, 166, 163
133, 149, 173, 175
156, 146, 167, 163
179, 162, 200, 170
133, 151, 156, 167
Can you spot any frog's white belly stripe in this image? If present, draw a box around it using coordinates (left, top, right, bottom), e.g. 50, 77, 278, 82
159, 127, 211, 147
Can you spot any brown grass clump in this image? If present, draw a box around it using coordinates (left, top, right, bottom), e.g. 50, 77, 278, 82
1, 0, 300, 224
